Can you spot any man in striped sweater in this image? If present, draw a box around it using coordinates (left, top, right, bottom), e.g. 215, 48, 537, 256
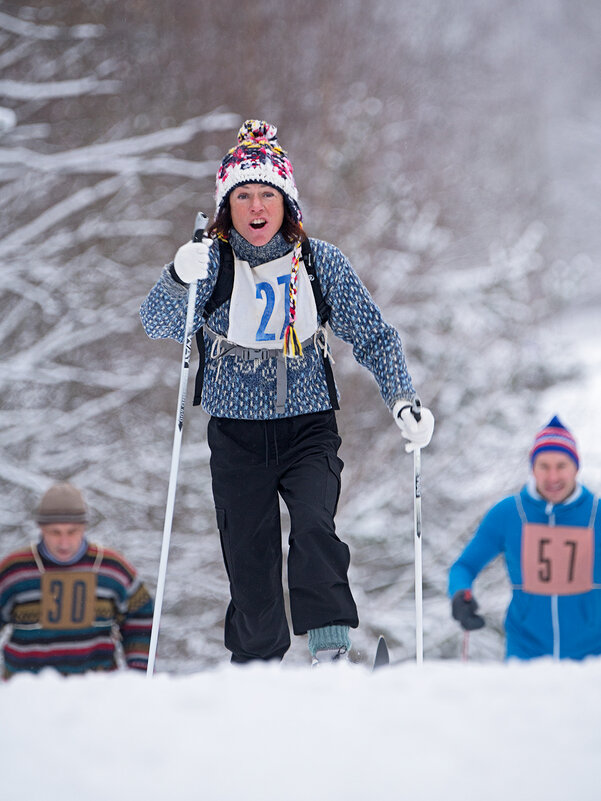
0, 483, 154, 678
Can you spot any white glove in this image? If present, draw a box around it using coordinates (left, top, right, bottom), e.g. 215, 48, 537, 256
392, 399, 435, 452
173, 238, 211, 284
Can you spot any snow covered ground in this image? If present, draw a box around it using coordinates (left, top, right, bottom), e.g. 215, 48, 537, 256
1, 657, 600, 801
1, 296, 599, 801
2, 313, 600, 801
2, 6, 601, 799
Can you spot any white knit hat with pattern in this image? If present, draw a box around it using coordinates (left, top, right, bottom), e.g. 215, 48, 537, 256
215, 120, 301, 222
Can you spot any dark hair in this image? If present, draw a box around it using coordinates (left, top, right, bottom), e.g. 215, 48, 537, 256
208, 190, 306, 244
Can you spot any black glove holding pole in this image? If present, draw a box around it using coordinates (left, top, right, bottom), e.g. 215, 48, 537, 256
451, 589, 485, 631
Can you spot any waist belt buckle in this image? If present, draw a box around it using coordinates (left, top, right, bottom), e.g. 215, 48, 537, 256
240, 347, 272, 361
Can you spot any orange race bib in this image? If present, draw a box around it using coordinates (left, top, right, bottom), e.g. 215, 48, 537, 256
40, 571, 97, 629
521, 524, 594, 595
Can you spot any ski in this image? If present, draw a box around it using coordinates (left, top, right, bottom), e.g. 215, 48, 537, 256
372, 635, 390, 670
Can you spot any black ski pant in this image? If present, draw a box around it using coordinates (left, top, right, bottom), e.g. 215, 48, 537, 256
207, 410, 359, 662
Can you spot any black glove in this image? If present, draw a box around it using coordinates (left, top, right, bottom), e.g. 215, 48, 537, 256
451, 589, 485, 631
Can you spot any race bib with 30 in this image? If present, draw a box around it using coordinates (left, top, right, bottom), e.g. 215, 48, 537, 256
40, 571, 97, 629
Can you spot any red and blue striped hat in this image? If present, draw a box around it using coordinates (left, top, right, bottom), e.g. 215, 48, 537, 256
530, 416, 579, 468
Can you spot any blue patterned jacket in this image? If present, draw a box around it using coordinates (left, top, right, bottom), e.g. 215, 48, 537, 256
139, 235, 415, 420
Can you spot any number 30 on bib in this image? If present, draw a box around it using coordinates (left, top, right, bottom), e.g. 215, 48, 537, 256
40, 571, 97, 629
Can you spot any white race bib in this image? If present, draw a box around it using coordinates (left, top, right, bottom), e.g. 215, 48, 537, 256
227, 252, 318, 349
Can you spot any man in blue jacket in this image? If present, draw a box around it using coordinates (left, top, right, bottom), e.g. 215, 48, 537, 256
449, 416, 601, 660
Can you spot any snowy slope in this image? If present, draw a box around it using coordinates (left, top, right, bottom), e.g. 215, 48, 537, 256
1, 658, 600, 801
1, 8, 601, 799
4, 306, 599, 801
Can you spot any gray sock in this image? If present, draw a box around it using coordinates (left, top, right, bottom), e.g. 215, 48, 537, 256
307, 625, 351, 656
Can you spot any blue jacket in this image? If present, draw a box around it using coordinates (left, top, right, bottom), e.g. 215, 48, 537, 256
449, 482, 601, 660
140, 236, 415, 419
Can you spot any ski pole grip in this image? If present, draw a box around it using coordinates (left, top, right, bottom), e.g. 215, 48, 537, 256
193, 212, 208, 243
411, 396, 422, 422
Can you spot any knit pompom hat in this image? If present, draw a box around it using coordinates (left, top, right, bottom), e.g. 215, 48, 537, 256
36, 483, 88, 525
215, 120, 302, 222
530, 415, 579, 469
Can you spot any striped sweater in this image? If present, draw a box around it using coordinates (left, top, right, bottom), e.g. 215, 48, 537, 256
0, 542, 154, 678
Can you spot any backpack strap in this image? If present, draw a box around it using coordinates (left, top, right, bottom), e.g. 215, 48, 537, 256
301, 239, 329, 325
203, 239, 235, 319
589, 495, 599, 528
300, 239, 339, 410
193, 238, 339, 411
193, 240, 234, 406
30, 542, 45, 574
193, 329, 205, 406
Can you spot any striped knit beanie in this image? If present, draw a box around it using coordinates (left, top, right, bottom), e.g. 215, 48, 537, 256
530, 416, 579, 468
36, 483, 88, 525
215, 120, 302, 223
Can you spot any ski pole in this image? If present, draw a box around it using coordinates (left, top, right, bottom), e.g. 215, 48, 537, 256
411, 397, 423, 666
147, 211, 208, 677
462, 631, 470, 662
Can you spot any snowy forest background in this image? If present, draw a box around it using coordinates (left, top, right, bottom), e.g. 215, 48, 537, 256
1, 0, 600, 671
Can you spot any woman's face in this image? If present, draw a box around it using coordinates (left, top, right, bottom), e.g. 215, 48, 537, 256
229, 183, 285, 246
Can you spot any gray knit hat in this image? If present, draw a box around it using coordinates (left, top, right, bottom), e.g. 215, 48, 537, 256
36, 483, 88, 525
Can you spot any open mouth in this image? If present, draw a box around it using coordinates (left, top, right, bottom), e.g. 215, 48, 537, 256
250, 219, 267, 230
